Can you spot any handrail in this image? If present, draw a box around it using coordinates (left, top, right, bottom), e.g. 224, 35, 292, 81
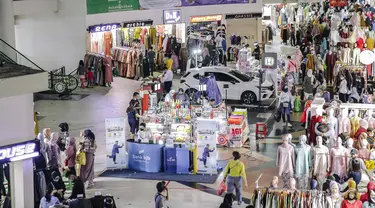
69, 67, 78, 75
0, 38, 45, 71
0, 51, 17, 64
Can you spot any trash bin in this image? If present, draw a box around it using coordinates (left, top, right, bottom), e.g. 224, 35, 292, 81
176, 148, 190, 174
164, 147, 177, 173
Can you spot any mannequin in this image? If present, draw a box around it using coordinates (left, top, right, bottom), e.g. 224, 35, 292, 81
287, 133, 295, 148
354, 119, 369, 141
358, 139, 371, 160
350, 109, 361, 137
339, 74, 348, 103
342, 43, 351, 64
270, 176, 278, 189
324, 49, 338, 85
303, 69, 315, 100
361, 181, 375, 203
43, 128, 51, 143
309, 107, 323, 145
315, 114, 335, 148
327, 181, 343, 208
276, 135, 295, 188
341, 180, 362, 208
295, 135, 311, 189
313, 136, 330, 189
339, 108, 351, 135
327, 108, 339, 137
368, 110, 375, 129
352, 43, 361, 65
347, 138, 354, 154
330, 138, 348, 178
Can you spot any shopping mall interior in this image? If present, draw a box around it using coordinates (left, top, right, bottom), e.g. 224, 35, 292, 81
2, 0, 375, 207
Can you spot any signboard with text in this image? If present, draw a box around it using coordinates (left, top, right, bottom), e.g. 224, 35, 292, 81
190, 15, 223, 23
105, 117, 127, 170
182, 0, 251, 6
261, 52, 278, 69
0, 140, 40, 163
225, 13, 262, 19
163, 10, 182, 24
88, 23, 121, 33
123, 20, 153, 28
86, 0, 139, 14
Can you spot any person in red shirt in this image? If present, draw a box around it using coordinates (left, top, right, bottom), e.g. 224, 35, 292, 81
87, 68, 94, 87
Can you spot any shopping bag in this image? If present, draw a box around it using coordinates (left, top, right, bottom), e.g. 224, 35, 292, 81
274, 108, 282, 122
217, 180, 227, 196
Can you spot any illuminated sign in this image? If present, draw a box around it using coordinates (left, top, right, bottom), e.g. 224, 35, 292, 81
261, 52, 278, 69
88, 23, 121, 33
123, 20, 153, 28
225, 13, 262, 19
0, 140, 39, 163
190, 15, 223, 23
163, 10, 181, 24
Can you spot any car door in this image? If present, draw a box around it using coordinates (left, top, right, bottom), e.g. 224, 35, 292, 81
207, 72, 240, 100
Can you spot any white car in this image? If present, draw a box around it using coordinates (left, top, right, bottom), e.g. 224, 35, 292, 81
180, 66, 274, 105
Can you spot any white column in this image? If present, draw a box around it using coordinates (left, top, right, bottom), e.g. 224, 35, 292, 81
0, 0, 16, 61
10, 159, 34, 208
0, 94, 35, 208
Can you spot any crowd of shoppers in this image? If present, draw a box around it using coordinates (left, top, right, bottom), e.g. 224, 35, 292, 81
37, 123, 97, 207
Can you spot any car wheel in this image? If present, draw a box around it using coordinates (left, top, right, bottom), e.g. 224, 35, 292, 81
241, 91, 257, 105
185, 88, 198, 98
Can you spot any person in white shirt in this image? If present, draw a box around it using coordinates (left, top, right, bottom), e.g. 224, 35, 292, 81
278, 85, 294, 127
164, 90, 175, 103
339, 75, 348, 103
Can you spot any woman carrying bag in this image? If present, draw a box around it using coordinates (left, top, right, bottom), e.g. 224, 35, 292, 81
223, 151, 247, 206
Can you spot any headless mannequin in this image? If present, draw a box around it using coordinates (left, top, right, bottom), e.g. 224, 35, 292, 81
295, 135, 312, 189
350, 109, 361, 137
276, 135, 295, 188
330, 138, 348, 178
327, 181, 343, 208
342, 43, 351, 64
339, 108, 351, 135
358, 139, 371, 160
368, 110, 375, 129
327, 108, 339, 137
313, 136, 330, 190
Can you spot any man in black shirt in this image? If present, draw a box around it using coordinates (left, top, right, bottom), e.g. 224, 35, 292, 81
65, 170, 85, 199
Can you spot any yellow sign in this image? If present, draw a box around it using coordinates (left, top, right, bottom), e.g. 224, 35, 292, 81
190, 15, 223, 23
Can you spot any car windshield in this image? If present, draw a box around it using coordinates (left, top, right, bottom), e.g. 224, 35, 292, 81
228, 70, 252, 82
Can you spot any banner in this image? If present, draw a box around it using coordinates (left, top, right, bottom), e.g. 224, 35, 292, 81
105, 117, 127, 170
128, 143, 163, 172
86, 0, 139, 14
196, 119, 218, 174
182, 0, 251, 6
139, 0, 181, 9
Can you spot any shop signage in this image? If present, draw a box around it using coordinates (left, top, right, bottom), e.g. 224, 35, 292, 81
231, 128, 242, 135
89, 23, 121, 33
190, 15, 223, 23
105, 117, 127, 170
182, 0, 250, 7
0, 140, 39, 163
123, 20, 153, 28
86, 0, 139, 15
261, 52, 278, 69
163, 10, 181, 24
225, 13, 262, 20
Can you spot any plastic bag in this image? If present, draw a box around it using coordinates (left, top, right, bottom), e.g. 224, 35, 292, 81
217, 180, 227, 196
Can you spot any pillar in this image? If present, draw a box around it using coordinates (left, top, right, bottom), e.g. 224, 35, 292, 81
0, 0, 16, 61
0, 94, 35, 208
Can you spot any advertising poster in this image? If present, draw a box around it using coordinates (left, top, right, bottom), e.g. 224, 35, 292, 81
86, 0, 139, 15
139, 0, 181, 9
128, 143, 163, 172
196, 119, 218, 174
182, 0, 251, 6
105, 117, 127, 170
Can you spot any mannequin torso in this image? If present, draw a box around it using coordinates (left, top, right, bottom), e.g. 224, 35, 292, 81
350, 111, 361, 137
277, 142, 295, 176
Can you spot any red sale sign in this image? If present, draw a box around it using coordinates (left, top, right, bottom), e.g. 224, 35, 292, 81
231, 128, 242, 135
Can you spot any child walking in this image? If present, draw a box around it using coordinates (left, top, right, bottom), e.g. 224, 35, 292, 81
87, 68, 94, 87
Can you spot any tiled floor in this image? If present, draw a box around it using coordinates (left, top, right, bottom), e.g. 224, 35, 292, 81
34, 68, 301, 206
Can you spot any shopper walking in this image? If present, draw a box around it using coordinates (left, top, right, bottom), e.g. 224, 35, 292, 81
148, 47, 156, 76
223, 151, 247, 206
278, 85, 294, 127
163, 55, 173, 94
77, 60, 85, 89
81, 129, 97, 188
65, 137, 77, 175
49, 132, 61, 170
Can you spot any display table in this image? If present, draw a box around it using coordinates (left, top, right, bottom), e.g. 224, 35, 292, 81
128, 142, 163, 173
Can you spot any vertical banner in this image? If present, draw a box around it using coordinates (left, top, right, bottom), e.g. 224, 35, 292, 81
196, 119, 218, 174
105, 117, 127, 170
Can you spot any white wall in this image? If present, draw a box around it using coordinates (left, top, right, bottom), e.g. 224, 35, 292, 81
0, 0, 16, 60
14, 0, 86, 72
86, 2, 263, 26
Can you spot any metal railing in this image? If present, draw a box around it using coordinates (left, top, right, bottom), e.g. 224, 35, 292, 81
0, 38, 45, 71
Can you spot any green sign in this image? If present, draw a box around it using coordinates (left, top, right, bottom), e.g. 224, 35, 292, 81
87, 0, 139, 14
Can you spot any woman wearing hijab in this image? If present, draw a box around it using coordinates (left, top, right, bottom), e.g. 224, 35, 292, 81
65, 137, 77, 175
49, 132, 61, 170
35, 133, 47, 169
80, 129, 97, 188
278, 85, 294, 127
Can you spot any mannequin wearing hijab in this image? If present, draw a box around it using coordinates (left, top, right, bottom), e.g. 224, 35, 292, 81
295, 135, 312, 189
49, 132, 61, 170
326, 181, 343, 208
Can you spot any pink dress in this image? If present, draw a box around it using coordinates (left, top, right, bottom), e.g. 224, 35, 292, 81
358, 148, 370, 160
330, 147, 348, 177
276, 144, 295, 176
104, 57, 113, 84
339, 117, 351, 135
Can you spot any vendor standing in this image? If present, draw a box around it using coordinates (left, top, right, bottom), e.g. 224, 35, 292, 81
163, 55, 173, 94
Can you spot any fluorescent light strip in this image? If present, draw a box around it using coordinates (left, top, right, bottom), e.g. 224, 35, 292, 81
9, 152, 39, 162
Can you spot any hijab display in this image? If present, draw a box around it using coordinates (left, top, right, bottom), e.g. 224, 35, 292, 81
294, 135, 312, 189
276, 135, 295, 188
